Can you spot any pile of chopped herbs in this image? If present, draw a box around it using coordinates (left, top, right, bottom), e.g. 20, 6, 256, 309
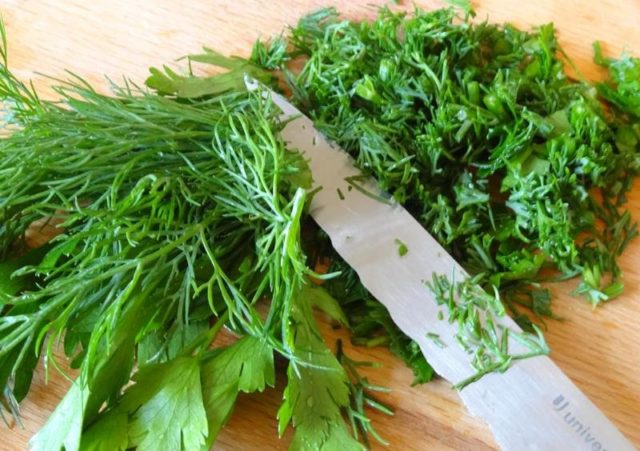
1, 4, 640, 450
252, 6, 640, 338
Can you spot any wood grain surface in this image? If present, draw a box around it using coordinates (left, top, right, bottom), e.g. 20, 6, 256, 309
1, 1, 639, 450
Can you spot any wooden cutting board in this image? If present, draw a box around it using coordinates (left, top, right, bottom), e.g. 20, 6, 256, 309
1, 1, 639, 449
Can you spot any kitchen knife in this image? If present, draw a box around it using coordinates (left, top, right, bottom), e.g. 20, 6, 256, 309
246, 78, 635, 451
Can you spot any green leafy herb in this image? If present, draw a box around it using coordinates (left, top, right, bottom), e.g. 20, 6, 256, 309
394, 238, 409, 256
445, 0, 474, 17
4, 5, 640, 449
278, 288, 362, 451
336, 340, 392, 448
425, 332, 446, 349
322, 255, 435, 385
255, 6, 640, 323
145, 48, 275, 98
594, 41, 640, 119
0, 19, 381, 450
426, 273, 548, 389
77, 336, 275, 451
125, 357, 209, 450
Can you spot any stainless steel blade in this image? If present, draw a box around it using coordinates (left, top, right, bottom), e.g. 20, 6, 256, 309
247, 79, 635, 451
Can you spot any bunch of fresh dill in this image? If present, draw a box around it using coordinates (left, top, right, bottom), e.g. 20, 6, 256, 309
0, 23, 384, 450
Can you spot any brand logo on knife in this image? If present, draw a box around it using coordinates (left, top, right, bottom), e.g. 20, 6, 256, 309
553, 395, 607, 450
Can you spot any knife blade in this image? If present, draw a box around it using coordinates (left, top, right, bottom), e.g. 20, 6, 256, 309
246, 78, 635, 451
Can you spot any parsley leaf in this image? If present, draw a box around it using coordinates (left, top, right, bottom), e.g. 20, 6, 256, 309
124, 357, 208, 451
79, 411, 128, 451
278, 289, 364, 451
29, 384, 89, 451
200, 336, 275, 445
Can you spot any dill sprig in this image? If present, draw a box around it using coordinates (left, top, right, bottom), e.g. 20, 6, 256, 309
336, 339, 393, 448
426, 273, 548, 390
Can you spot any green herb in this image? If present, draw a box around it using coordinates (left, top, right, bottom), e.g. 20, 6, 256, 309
279, 285, 364, 451
445, 0, 474, 17
395, 238, 409, 256
251, 5, 640, 389
146, 47, 275, 98
425, 332, 446, 349
322, 254, 435, 385
344, 175, 393, 205
255, 6, 640, 325
426, 273, 548, 389
336, 340, 393, 448
593, 41, 640, 119
4, 5, 640, 448
0, 20, 382, 450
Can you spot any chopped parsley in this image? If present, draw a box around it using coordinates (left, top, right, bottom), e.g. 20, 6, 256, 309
395, 238, 409, 256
